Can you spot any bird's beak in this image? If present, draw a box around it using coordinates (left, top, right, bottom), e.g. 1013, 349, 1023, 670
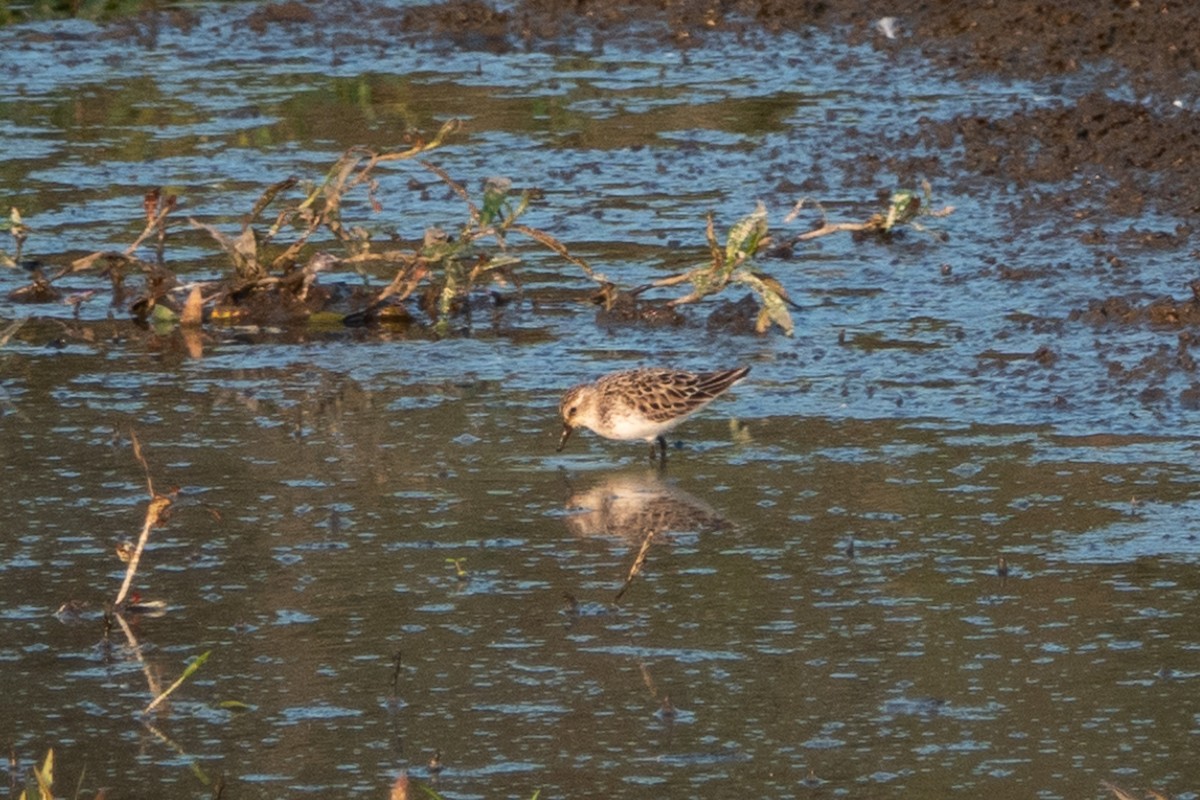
556, 424, 574, 452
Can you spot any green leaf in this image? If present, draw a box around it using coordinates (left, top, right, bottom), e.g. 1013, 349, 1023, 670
179, 649, 212, 680
734, 270, 795, 336
724, 202, 768, 266
32, 748, 53, 800
883, 190, 920, 231
218, 700, 254, 712
145, 650, 212, 714
689, 268, 719, 298
438, 269, 459, 322
306, 311, 346, 328
479, 177, 512, 226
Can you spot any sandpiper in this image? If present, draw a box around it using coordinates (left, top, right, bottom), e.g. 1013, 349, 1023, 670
557, 366, 750, 462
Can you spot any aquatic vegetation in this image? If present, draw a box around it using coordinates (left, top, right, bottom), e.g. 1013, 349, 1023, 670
5, 119, 598, 336
3, 117, 948, 340
594, 186, 952, 336
648, 203, 799, 336
113, 430, 173, 612
144, 650, 211, 714
786, 180, 955, 242
182, 118, 591, 334
17, 749, 55, 800
2, 207, 30, 267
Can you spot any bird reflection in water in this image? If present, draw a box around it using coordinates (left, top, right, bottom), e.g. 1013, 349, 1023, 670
563, 470, 730, 542
562, 470, 730, 603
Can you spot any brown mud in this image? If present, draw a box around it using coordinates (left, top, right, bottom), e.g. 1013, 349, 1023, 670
103, 0, 1200, 230
397, 0, 1200, 215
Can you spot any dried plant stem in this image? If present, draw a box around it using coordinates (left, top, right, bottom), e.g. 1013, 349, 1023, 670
508, 223, 597, 280
794, 220, 876, 240
68, 193, 176, 274
124, 195, 177, 257
638, 661, 659, 696
265, 121, 462, 273
113, 495, 171, 609
0, 317, 27, 348
647, 271, 697, 290
114, 431, 172, 608
420, 160, 477, 218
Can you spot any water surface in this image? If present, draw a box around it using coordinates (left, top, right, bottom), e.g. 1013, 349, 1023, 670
1, 5, 1198, 799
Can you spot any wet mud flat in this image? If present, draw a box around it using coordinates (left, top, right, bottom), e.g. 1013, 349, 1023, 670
2, 1, 1200, 799
6, 0, 1199, 408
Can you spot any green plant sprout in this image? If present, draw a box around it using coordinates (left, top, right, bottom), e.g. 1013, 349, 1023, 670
145, 650, 211, 714
2, 206, 30, 267
649, 202, 799, 335
787, 180, 955, 241
18, 749, 54, 800
446, 557, 469, 580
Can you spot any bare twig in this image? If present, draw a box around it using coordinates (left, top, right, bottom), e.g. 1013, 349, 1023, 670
68, 192, 178, 277
0, 317, 27, 348
127, 189, 177, 257
114, 431, 173, 609
794, 220, 877, 240
246, 177, 299, 228
508, 223, 597, 281
421, 160, 478, 220
113, 495, 171, 609
267, 120, 463, 272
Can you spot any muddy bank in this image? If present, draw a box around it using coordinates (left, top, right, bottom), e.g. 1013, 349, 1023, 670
873, 90, 1200, 225
405, 0, 1200, 90
93, 0, 1200, 228
394, 0, 1200, 217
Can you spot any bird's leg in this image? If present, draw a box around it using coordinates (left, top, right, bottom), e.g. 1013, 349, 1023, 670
655, 435, 668, 464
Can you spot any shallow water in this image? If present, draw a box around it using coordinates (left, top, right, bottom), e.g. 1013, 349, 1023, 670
2, 5, 1199, 799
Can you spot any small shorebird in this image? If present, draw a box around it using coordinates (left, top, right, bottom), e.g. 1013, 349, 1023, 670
557, 366, 750, 462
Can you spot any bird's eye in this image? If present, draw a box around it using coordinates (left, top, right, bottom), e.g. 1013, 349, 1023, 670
566, 406, 577, 416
